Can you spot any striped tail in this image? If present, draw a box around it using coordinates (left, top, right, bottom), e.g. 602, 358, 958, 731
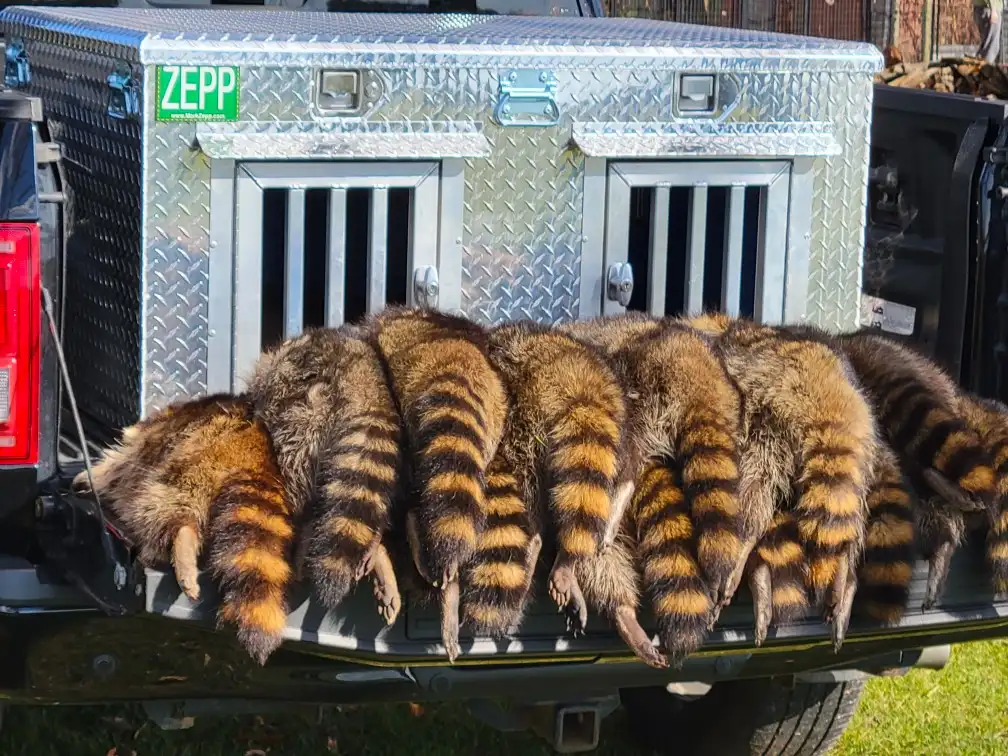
750, 511, 810, 643
304, 408, 403, 615
856, 446, 916, 624
675, 405, 744, 602
985, 434, 1008, 597
547, 389, 625, 564
461, 466, 541, 637
411, 368, 500, 586
634, 462, 713, 666
208, 463, 294, 665
794, 420, 871, 605
885, 380, 995, 507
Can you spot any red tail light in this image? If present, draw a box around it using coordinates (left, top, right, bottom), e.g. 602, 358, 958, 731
0, 222, 40, 466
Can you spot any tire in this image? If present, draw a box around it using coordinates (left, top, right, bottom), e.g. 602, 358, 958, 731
619, 677, 865, 756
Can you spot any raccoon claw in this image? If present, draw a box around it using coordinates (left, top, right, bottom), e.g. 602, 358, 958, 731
614, 605, 667, 670
922, 469, 986, 513
171, 524, 201, 603
365, 544, 401, 626
549, 559, 588, 633
440, 579, 461, 663
823, 554, 857, 652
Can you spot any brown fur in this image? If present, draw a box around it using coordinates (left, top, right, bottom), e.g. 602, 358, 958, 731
689, 314, 876, 648
560, 313, 745, 612
629, 461, 712, 666
956, 393, 1008, 598
245, 325, 403, 625
72, 395, 294, 664
854, 439, 917, 624
747, 509, 809, 647
365, 307, 507, 661
459, 453, 542, 639
790, 327, 995, 609
483, 320, 631, 635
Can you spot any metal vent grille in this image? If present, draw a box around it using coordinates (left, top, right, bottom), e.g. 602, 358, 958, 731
210, 161, 461, 392
585, 159, 814, 324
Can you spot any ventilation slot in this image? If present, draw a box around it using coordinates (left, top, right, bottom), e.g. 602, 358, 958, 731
225, 161, 445, 390
624, 185, 763, 317
259, 187, 412, 351
601, 160, 802, 324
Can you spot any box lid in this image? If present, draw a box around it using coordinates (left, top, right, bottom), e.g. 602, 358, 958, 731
0, 7, 883, 72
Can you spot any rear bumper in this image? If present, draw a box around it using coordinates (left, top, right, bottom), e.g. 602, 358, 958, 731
0, 541, 1005, 705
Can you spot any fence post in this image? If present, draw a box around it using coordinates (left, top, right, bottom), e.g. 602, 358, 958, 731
922, 0, 935, 62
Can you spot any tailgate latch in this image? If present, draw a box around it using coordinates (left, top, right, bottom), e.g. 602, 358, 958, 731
493, 69, 560, 128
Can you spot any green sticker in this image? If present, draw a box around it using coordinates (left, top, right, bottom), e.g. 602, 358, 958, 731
155, 65, 239, 122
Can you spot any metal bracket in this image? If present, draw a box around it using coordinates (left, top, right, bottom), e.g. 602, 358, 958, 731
4, 39, 30, 89
493, 70, 559, 128
606, 262, 634, 307
413, 265, 440, 309
107, 65, 140, 121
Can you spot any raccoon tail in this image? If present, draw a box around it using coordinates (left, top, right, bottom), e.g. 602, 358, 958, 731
887, 382, 995, 507
794, 419, 871, 607
748, 511, 809, 647
635, 462, 713, 667
304, 408, 403, 622
546, 381, 626, 631
856, 447, 916, 624
461, 466, 541, 638
675, 405, 744, 605
208, 467, 294, 665
412, 368, 502, 588
985, 438, 1008, 597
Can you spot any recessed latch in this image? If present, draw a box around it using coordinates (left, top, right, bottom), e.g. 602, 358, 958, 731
493, 69, 559, 128
4, 39, 30, 89
607, 263, 634, 307
107, 65, 140, 120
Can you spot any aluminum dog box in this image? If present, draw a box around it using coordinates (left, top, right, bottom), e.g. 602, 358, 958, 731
0, 7, 882, 432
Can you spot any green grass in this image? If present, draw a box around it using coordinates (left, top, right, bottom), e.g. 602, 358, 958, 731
2, 640, 1006, 755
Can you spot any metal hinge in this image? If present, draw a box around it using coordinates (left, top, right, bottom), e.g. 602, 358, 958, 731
4, 38, 30, 89
107, 65, 140, 121
493, 69, 560, 128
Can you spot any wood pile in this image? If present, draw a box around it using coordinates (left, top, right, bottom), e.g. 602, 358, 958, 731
876, 56, 1008, 99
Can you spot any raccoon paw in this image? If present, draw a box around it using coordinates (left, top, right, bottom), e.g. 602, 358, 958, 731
171, 524, 202, 603
549, 558, 588, 634
924, 540, 956, 610
365, 544, 401, 626
441, 579, 461, 663
749, 562, 773, 648
614, 605, 667, 670
822, 551, 857, 652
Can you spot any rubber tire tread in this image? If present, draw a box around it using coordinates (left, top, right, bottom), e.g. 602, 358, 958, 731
619, 678, 865, 755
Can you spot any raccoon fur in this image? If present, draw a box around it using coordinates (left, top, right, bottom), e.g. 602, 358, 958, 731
787, 326, 995, 609
688, 313, 877, 650
72, 395, 294, 664
559, 313, 745, 616
956, 393, 1008, 599
244, 325, 404, 627
365, 306, 508, 661
482, 320, 634, 636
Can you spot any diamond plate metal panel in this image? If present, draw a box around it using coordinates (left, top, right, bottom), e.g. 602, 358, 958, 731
1, 8, 879, 422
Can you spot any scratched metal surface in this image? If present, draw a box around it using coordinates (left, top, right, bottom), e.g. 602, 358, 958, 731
0, 7, 880, 426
